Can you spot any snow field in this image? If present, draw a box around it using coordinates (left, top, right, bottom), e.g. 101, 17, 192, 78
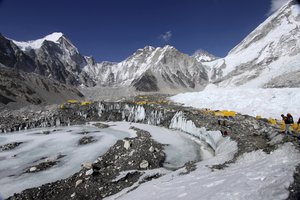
170, 87, 300, 119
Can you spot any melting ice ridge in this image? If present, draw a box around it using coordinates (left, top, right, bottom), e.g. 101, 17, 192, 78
169, 111, 238, 161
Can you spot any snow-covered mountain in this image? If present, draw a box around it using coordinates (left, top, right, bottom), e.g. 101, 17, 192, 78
0, 34, 36, 73
192, 49, 218, 62
84, 0, 300, 94
207, 0, 300, 88
7, 32, 95, 86
0, 34, 85, 106
83, 45, 209, 93
12, 32, 64, 51
2, 0, 300, 104
2, 32, 210, 96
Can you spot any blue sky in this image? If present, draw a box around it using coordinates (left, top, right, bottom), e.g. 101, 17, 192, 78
0, 0, 289, 62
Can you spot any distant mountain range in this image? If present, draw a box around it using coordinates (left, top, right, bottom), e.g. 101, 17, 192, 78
0, 0, 299, 105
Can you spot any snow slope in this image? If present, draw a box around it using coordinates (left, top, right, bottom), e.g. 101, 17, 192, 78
12, 32, 63, 51
207, 1, 300, 88
170, 87, 300, 119
170, 1, 300, 120
111, 143, 300, 200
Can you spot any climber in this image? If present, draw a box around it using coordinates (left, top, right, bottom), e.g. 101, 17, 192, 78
297, 117, 300, 125
221, 130, 228, 137
281, 113, 294, 135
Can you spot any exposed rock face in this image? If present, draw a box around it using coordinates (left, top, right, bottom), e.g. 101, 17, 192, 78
32, 36, 93, 86
0, 34, 36, 72
0, 33, 95, 87
0, 33, 87, 106
132, 70, 159, 92
1, 32, 210, 99
82, 61, 116, 86
0, 66, 84, 107
83, 45, 209, 93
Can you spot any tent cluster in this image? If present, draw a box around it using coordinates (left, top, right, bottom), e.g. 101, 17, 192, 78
134, 96, 169, 105
60, 100, 92, 109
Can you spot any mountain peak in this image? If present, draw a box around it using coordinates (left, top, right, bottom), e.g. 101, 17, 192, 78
43, 32, 64, 42
162, 45, 175, 50
192, 49, 217, 62
12, 32, 64, 51
143, 45, 155, 51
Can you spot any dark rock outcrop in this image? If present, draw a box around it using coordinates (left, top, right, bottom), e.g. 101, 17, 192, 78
0, 142, 23, 151
0, 34, 95, 87
132, 71, 159, 92
0, 66, 84, 107
0, 34, 36, 72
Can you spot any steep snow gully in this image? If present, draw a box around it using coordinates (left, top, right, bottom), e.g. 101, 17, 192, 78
1, 101, 300, 199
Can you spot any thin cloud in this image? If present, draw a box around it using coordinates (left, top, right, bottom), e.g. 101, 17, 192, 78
268, 0, 290, 15
159, 31, 172, 43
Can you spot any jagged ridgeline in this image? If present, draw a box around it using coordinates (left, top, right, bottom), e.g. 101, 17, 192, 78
1, 0, 300, 105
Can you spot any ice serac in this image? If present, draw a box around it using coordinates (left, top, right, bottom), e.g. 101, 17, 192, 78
209, 0, 300, 88
83, 45, 209, 94
169, 111, 238, 160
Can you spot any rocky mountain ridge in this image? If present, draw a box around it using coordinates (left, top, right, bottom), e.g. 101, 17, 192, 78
83, 45, 209, 92
1, 0, 300, 105
0, 64, 84, 108
1, 33, 212, 101
11, 32, 94, 86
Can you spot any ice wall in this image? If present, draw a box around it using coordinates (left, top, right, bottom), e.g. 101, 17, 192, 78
169, 111, 238, 159
121, 104, 163, 125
